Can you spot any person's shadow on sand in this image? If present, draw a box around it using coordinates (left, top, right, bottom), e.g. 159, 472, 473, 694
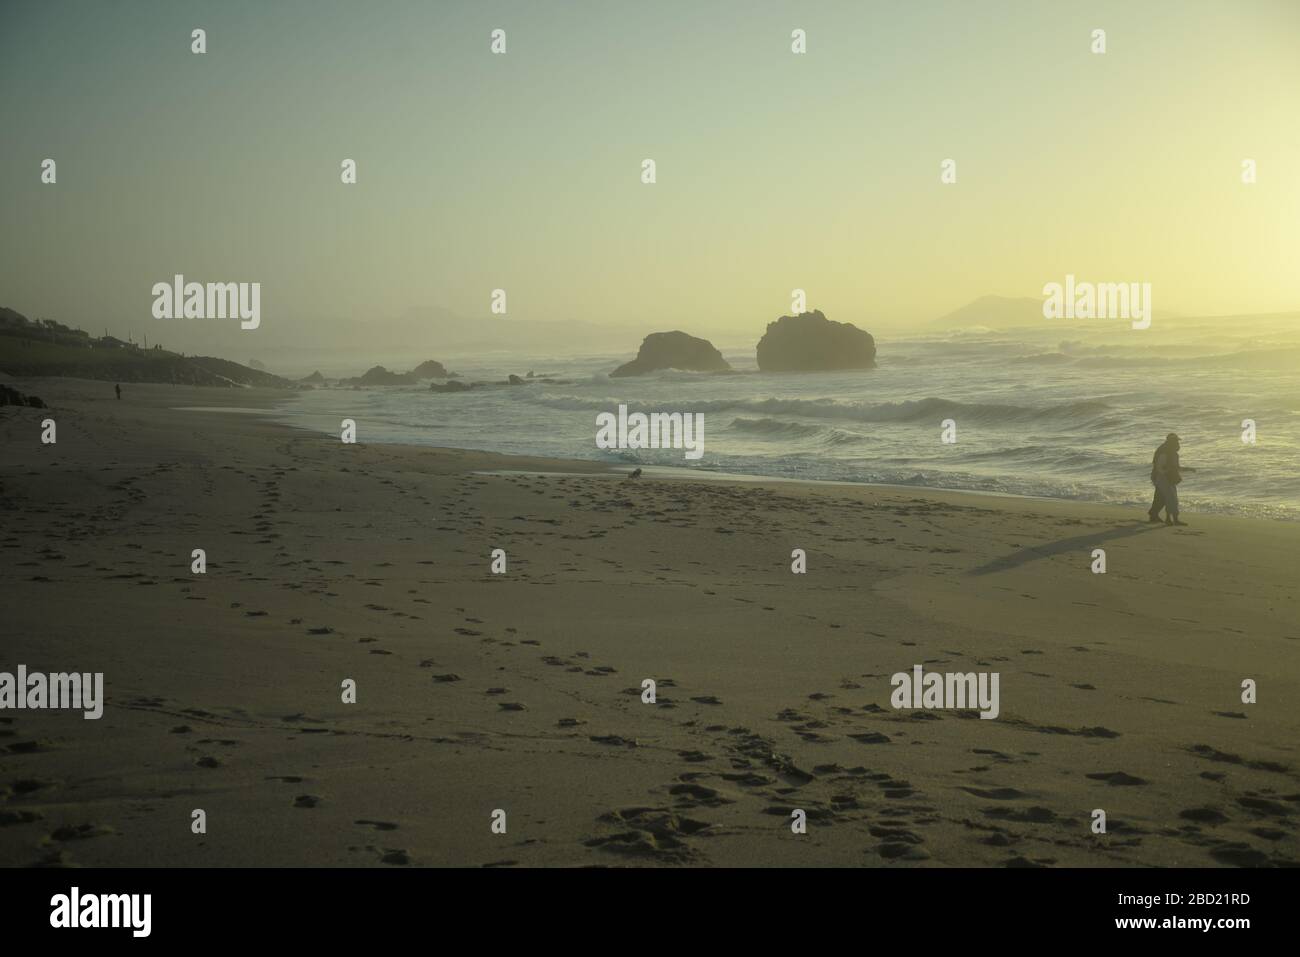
966, 521, 1164, 577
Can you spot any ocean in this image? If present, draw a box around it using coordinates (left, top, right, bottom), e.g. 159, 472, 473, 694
274, 315, 1300, 520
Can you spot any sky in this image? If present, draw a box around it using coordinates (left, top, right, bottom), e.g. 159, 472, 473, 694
2, 0, 1298, 358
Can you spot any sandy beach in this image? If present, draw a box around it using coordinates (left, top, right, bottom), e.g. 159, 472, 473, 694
2, 379, 1298, 868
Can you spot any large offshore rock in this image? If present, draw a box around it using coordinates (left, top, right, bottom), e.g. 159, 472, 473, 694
755, 310, 876, 372
611, 331, 730, 377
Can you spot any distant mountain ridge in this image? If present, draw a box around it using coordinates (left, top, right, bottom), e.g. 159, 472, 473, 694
931, 295, 1046, 328
934, 293, 1184, 328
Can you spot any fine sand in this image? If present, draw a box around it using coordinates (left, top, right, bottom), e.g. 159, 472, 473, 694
2, 379, 1298, 867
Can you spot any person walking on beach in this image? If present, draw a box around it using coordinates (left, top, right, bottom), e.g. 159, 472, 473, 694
115, 383, 121, 400
1148, 432, 1190, 526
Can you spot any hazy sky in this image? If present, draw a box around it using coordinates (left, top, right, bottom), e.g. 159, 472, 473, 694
2, 0, 1298, 354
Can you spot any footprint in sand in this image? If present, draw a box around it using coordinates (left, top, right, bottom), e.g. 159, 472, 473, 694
1180, 807, 1229, 824
1188, 743, 1289, 774
669, 782, 735, 808
982, 805, 1057, 824
871, 826, 929, 861
1237, 795, 1293, 818
1251, 828, 1287, 841
1086, 771, 1147, 786
960, 787, 1027, 800
48, 823, 114, 841
850, 732, 891, 745
585, 808, 710, 862
590, 734, 637, 748
1, 810, 44, 827
1209, 844, 1270, 866
9, 778, 59, 796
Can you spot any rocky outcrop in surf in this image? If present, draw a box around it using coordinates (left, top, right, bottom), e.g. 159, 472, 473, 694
344, 365, 412, 386
411, 359, 452, 378
611, 331, 731, 377
341, 359, 457, 386
755, 310, 876, 372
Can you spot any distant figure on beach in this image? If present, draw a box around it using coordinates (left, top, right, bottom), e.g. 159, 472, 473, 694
115, 383, 121, 400
626, 468, 642, 481
1148, 433, 1191, 526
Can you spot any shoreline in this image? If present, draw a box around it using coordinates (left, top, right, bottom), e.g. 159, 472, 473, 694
8, 374, 1296, 526
267, 382, 1300, 523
